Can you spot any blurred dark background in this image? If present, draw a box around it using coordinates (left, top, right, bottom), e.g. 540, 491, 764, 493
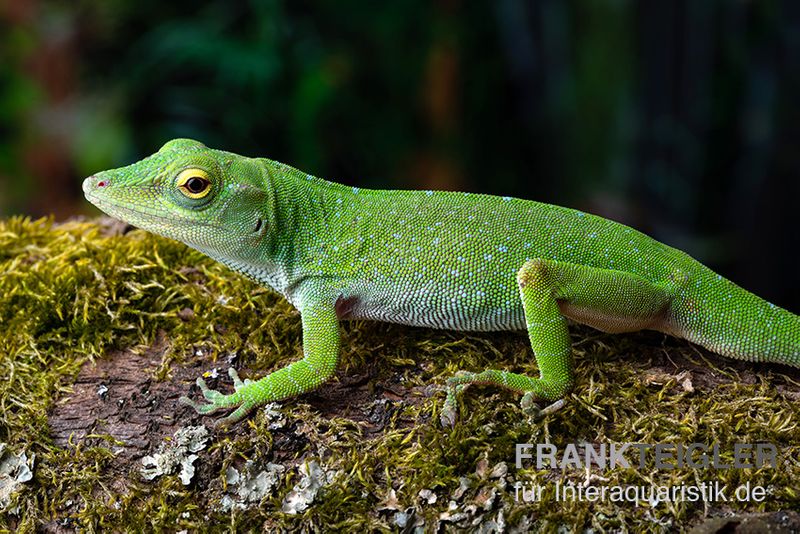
1, 0, 798, 309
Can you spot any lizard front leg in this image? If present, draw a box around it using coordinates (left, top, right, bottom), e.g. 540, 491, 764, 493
180, 298, 340, 427
441, 258, 672, 426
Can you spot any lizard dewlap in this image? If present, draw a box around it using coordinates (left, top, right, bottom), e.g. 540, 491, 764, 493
82, 138, 800, 427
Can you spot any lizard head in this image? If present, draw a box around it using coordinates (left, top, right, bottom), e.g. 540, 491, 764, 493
83, 138, 273, 257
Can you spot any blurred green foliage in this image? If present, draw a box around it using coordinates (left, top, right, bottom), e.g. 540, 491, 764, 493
0, 0, 635, 214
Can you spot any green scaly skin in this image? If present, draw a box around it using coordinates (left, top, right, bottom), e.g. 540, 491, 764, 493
82, 139, 800, 427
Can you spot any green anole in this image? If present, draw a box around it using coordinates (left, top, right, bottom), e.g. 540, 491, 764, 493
83, 139, 800, 427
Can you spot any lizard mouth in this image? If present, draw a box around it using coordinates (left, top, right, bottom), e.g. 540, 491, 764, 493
82, 175, 103, 199
82, 176, 229, 235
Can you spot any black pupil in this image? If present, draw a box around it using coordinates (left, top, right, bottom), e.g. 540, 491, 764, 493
186, 177, 206, 193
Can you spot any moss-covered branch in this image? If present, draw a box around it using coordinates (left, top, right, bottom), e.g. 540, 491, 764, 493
1, 217, 799, 532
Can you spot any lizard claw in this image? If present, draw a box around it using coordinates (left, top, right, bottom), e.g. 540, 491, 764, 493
440, 389, 459, 428
179, 385, 229, 414
440, 372, 475, 427
196, 377, 225, 402
520, 391, 540, 417
178, 395, 210, 413
229, 367, 245, 389
214, 403, 254, 428
228, 367, 253, 390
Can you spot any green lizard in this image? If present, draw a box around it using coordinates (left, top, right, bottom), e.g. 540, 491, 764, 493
83, 139, 800, 427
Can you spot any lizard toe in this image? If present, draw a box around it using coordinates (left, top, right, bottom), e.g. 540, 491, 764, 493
214, 403, 254, 428
179, 395, 220, 415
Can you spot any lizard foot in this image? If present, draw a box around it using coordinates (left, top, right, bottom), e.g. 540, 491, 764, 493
440, 371, 475, 427
179, 368, 255, 427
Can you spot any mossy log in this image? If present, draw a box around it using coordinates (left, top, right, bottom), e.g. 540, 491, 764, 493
1, 216, 799, 532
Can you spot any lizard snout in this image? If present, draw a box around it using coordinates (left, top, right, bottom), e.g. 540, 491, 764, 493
82, 175, 110, 195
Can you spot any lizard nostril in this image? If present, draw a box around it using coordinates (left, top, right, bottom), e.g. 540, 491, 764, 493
97, 179, 108, 187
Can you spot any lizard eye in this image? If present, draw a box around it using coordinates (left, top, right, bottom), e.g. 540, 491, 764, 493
176, 168, 212, 199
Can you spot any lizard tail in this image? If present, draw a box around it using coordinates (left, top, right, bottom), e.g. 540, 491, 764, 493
670, 267, 800, 367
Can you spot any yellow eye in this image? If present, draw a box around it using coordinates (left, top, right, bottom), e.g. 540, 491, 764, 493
176, 168, 212, 199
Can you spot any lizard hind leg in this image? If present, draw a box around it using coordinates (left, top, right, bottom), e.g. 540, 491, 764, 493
440, 258, 672, 427
440, 258, 573, 426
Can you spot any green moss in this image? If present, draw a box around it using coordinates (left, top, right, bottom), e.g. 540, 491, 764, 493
1, 216, 799, 531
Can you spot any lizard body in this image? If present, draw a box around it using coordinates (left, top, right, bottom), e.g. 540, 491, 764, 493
82, 139, 800, 426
